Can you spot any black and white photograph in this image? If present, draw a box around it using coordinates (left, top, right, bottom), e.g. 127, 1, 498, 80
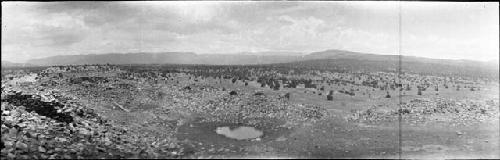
1, 1, 499, 159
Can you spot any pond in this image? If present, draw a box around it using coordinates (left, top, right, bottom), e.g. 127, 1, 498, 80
215, 126, 263, 140
176, 119, 290, 147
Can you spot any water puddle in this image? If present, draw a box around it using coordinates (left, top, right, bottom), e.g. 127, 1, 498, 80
215, 126, 263, 140
176, 118, 291, 149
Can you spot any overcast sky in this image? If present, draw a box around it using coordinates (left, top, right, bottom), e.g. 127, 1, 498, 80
2, 1, 498, 63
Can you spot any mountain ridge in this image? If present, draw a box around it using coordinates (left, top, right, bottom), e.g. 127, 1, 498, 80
25, 49, 496, 66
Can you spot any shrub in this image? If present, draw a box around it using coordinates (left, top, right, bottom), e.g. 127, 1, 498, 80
229, 91, 238, 95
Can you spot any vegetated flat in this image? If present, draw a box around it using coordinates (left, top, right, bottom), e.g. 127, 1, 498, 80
1, 60, 498, 159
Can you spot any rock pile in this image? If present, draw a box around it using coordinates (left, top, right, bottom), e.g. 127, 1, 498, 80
1, 92, 73, 123
1, 88, 182, 159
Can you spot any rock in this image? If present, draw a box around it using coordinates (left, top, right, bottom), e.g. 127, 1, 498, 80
79, 128, 92, 135
17, 123, 27, 128
57, 137, 68, 142
7, 153, 16, 159
4, 116, 14, 122
16, 141, 28, 150
40, 154, 49, 159
4, 140, 14, 147
49, 154, 57, 159
39, 146, 47, 152
8, 128, 18, 136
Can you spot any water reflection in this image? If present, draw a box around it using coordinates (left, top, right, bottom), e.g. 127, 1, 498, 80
215, 126, 263, 140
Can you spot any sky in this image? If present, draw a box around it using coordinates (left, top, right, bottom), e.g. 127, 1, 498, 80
2, 1, 499, 63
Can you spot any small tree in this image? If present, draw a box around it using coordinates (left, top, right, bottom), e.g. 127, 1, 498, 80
327, 95, 333, 101
417, 87, 422, 95
229, 91, 238, 95
273, 83, 280, 90
284, 93, 291, 100
269, 83, 275, 89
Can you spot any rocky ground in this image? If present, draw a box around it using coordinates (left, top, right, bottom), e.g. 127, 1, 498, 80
1, 66, 499, 159
347, 97, 499, 126
1, 68, 328, 159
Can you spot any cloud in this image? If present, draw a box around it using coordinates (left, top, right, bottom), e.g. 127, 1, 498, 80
1, 2, 498, 63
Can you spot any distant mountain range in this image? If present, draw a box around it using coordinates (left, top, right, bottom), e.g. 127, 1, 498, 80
1, 61, 33, 67
2, 49, 497, 78
25, 51, 307, 66
23, 49, 498, 67
263, 49, 498, 78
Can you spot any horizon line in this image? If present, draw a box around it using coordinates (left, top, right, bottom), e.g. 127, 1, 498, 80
2, 48, 498, 64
